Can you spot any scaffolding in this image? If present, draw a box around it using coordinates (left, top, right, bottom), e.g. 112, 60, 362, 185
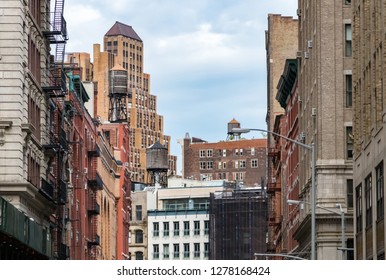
209, 189, 267, 260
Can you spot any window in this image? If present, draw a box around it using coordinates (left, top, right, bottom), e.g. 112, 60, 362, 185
222, 149, 226, 157
136, 205, 142, 221
356, 184, 362, 233
184, 221, 190, 236
200, 162, 206, 170
135, 251, 143, 260
199, 150, 206, 158
207, 149, 213, 157
240, 149, 243, 156
204, 221, 209, 235
251, 159, 258, 168
346, 75, 352, 107
194, 243, 200, 258
153, 222, 159, 237
173, 221, 180, 236
153, 244, 159, 259
183, 243, 190, 259
347, 179, 353, 208
207, 161, 213, 169
194, 221, 200, 235
376, 162, 384, 220
346, 127, 353, 159
173, 244, 180, 259
239, 160, 246, 168
135, 230, 143, 243
235, 161, 239, 169
163, 244, 169, 259
204, 243, 209, 258
345, 24, 352, 57
163, 222, 169, 237
251, 148, 255, 156
235, 149, 239, 156
344, 0, 351, 4
222, 162, 226, 169
365, 174, 372, 227
218, 162, 222, 169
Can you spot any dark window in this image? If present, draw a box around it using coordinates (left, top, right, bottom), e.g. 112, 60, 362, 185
135, 230, 143, 243
345, 24, 352, 57
365, 174, 372, 227
376, 162, 384, 220
184, 221, 190, 236
136, 205, 142, 221
347, 179, 353, 208
153, 222, 159, 237
356, 184, 362, 232
346, 127, 353, 159
135, 251, 143, 260
346, 75, 352, 107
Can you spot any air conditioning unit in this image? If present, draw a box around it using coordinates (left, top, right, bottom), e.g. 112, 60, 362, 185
296, 51, 303, 58
311, 108, 317, 116
307, 40, 313, 49
304, 52, 309, 59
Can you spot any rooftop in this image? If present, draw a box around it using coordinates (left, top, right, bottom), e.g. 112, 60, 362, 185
105, 21, 142, 42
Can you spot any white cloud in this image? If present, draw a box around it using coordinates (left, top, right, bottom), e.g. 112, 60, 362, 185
61, 0, 298, 171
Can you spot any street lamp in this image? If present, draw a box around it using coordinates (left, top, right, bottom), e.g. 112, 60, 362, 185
231, 127, 316, 260
288, 199, 346, 259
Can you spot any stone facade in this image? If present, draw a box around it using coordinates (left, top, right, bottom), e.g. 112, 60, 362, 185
0, 0, 59, 259
295, 0, 354, 260
352, 0, 386, 260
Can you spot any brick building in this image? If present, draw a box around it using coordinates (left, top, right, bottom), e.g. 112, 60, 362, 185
182, 120, 267, 188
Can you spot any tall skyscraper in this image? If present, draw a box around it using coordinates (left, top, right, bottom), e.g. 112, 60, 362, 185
93, 21, 177, 184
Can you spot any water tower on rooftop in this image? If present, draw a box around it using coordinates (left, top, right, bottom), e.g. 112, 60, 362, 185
146, 141, 168, 187
227, 118, 241, 140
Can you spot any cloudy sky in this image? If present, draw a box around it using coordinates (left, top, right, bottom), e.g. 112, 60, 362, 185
63, 0, 297, 174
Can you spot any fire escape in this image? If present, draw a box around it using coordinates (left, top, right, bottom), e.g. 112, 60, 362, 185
41, 0, 69, 260
266, 145, 282, 254
86, 138, 102, 259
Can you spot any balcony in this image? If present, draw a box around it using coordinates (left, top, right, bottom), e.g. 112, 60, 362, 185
42, 12, 68, 44
57, 179, 67, 205
267, 181, 281, 194
88, 202, 100, 215
58, 243, 69, 260
42, 67, 67, 97
87, 234, 100, 247
88, 172, 103, 190
87, 143, 101, 158
268, 147, 279, 158
40, 179, 55, 202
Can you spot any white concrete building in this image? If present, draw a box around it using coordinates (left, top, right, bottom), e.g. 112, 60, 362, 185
147, 178, 227, 260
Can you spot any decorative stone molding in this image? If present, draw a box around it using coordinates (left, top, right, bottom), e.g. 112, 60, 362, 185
0, 120, 13, 145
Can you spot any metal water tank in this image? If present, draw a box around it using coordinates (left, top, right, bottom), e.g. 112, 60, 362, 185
109, 65, 127, 95
146, 141, 168, 171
